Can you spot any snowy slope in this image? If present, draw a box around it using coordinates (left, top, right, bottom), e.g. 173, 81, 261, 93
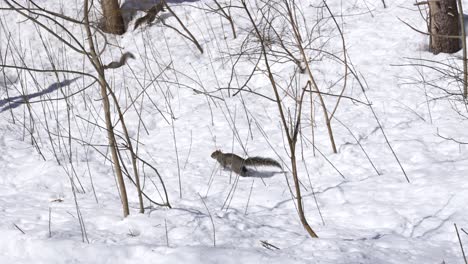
1, 0, 468, 263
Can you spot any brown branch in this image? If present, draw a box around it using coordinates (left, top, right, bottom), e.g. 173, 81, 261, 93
398, 17, 461, 39
161, 0, 203, 53
84, 0, 130, 217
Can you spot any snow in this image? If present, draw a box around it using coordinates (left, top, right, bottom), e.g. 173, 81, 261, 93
1, 0, 468, 263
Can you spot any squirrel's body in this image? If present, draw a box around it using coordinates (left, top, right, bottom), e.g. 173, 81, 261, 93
211, 150, 281, 176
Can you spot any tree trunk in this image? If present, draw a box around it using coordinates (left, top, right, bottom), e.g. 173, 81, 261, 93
84, 0, 130, 217
429, 0, 461, 54
101, 0, 125, 35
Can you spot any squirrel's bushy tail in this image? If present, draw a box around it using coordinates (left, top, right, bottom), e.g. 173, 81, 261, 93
245, 157, 282, 168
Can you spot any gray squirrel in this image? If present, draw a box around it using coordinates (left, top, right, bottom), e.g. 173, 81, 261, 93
133, 3, 165, 30
211, 150, 282, 176
103, 52, 135, 70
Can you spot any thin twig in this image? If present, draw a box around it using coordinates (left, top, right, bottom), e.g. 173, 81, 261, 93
162, 0, 203, 53
48, 207, 52, 238
455, 223, 468, 264
199, 193, 216, 247
13, 224, 25, 234
165, 219, 169, 247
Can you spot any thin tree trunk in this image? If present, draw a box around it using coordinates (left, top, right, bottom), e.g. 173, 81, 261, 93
457, 0, 467, 98
429, 0, 461, 54
84, 0, 130, 217
291, 152, 319, 238
240, 0, 319, 239
101, 0, 125, 35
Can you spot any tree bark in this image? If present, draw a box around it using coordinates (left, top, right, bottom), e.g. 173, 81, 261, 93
101, 0, 125, 35
429, 0, 461, 54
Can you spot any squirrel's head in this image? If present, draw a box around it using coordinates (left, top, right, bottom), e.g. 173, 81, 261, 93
211, 150, 222, 159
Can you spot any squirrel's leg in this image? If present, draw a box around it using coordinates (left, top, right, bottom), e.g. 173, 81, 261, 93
220, 160, 228, 169
239, 166, 248, 177
231, 163, 244, 176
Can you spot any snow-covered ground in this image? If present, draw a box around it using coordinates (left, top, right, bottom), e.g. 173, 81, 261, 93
1, 0, 468, 263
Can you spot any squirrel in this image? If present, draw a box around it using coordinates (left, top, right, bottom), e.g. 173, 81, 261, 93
211, 150, 282, 176
103, 52, 135, 70
133, 2, 165, 30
